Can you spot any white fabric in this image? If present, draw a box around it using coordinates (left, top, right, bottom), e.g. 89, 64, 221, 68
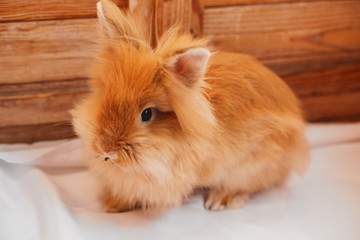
1, 123, 360, 240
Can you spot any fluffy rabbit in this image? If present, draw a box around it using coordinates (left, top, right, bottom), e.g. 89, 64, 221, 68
72, 0, 310, 212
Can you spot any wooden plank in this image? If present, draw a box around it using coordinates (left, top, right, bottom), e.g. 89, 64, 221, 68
0, 19, 97, 84
191, 0, 204, 37
203, 1, 360, 69
0, 73, 359, 143
1, 62, 358, 128
154, 0, 192, 38
130, 0, 202, 45
204, 0, 337, 7
203, 0, 360, 123
0, 79, 88, 127
129, 0, 157, 47
0, 122, 76, 144
278, 62, 360, 98
0, 2, 200, 85
302, 90, 360, 122
1, 89, 359, 143
0, 0, 128, 22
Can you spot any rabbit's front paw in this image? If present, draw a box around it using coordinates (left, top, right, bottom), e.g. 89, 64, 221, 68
204, 189, 249, 211
104, 193, 139, 213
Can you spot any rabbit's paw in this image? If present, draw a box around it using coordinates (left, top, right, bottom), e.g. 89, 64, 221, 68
104, 193, 139, 213
204, 189, 249, 211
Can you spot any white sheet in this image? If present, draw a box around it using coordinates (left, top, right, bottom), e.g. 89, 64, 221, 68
1, 123, 360, 240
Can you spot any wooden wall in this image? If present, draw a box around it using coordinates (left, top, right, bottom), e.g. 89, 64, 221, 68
0, 0, 359, 143
0, 0, 128, 143
203, 0, 360, 122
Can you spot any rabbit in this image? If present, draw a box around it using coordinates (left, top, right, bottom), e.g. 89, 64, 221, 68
71, 0, 310, 212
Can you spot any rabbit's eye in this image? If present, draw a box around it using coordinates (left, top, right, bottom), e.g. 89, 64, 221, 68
141, 108, 152, 122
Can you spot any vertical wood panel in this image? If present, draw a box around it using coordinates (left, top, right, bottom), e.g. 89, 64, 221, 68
191, 0, 204, 37
130, 0, 199, 45
155, 0, 192, 38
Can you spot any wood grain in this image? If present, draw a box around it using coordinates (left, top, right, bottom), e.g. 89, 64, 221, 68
0, 19, 97, 84
155, 0, 192, 38
204, 0, 360, 122
204, 0, 338, 7
0, 122, 76, 144
131, 0, 202, 43
191, 0, 204, 37
1, 61, 358, 126
1, 85, 359, 143
302, 90, 360, 122
0, 0, 128, 22
278, 62, 360, 97
0, 79, 88, 127
0, 1, 201, 85
203, 1, 360, 69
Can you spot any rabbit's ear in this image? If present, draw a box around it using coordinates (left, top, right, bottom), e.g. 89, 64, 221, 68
169, 48, 211, 87
97, 0, 142, 41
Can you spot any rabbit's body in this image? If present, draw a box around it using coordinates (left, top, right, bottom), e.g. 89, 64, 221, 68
72, 0, 309, 212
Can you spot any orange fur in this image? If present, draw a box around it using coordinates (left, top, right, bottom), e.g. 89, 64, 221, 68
71, 0, 310, 212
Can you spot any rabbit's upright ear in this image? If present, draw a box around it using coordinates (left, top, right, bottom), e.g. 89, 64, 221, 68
97, 0, 142, 41
168, 48, 211, 87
